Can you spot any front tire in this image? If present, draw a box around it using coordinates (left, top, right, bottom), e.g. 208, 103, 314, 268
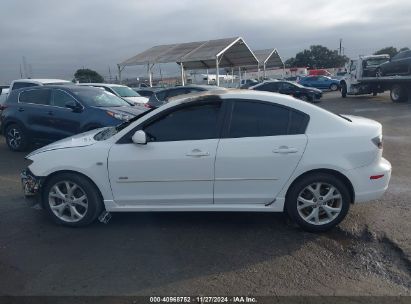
376, 68, 384, 77
42, 173, 103, 227
286, 173, 350, 232
5, 124, 29, 152
341, 83, 347, 98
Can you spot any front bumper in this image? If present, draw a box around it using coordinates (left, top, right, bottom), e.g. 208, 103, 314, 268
21, 168, 43, 197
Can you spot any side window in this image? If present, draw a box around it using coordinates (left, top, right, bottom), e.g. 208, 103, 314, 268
281, 83, 294, 90
12, 82, 38, 90
227, 101, 290, 138
19, 89, 51, 105
52, 90, 77, 107
289, 111, 309, 134
143, 102, 221, 142
155, 91, 167, 101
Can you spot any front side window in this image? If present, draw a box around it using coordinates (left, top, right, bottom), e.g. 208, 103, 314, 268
143, 102, 221, 142
52, 90, 77, 107
19, 89, 51, 105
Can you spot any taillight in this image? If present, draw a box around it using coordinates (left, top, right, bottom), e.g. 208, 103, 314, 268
372, 136, 383, 149
144, 104, 153, 109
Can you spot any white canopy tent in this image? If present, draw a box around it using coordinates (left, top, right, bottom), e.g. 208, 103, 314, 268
253, 49, 284, 79
118, 37, 259, 86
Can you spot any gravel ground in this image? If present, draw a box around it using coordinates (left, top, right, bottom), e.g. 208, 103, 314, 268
0, 91, 410, 297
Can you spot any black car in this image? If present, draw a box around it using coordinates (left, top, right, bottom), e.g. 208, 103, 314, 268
132, 88, 157, 98
250, 81, 322, 103
146, 85, 220, 108
376, 50, 411, 76
1, 86, 145, 151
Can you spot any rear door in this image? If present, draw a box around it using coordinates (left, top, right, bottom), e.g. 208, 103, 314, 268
17, 88, 52, 140
214, 99, 308, 205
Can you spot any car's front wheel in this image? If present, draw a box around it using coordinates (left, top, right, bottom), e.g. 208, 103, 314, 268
42, 172, 103, 227
286, 173, 350, 232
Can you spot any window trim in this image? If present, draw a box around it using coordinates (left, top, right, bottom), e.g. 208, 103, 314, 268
117, 96, 227, 144
221, 99, 310, 139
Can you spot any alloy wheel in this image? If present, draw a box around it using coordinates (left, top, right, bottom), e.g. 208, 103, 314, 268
48, 181, 89, 223
7, 128, 22, 150
297, 182, 343, 225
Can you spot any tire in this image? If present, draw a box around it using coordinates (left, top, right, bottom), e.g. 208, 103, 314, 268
376, 68, 383, 77
341, 83, 347, 98
330, 84, 338, 91
42, 172, 103, 227
299, 94, 309, 102
5, 124, 29, 152
390, 84, 408, 103
285, 173, 351, 233
372, 91, 378, 96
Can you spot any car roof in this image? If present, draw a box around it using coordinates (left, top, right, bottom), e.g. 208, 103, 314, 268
77, 83, 127, 88
12, 79, 70, 84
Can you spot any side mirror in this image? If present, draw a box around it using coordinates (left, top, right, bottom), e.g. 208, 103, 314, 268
132, 130, 147, 145
65, 100, 81, 112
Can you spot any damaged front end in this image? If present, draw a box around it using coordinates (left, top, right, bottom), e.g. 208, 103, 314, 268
20, 169, 44, 206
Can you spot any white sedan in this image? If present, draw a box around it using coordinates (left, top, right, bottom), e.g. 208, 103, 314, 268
21, 90, 391, 232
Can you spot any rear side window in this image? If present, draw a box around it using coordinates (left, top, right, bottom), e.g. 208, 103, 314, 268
226, 100, 309, 138
19, 89, 51, 105
12, 82, 38, 90
153, 90, 167, 102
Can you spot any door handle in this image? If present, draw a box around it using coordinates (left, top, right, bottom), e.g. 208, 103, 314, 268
186, 149, 210, 157
273, 146, 298, 154
18, 107, 24, 112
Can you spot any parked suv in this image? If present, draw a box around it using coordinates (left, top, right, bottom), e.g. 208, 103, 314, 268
1, 86, 144, 151
10, 79, 71, 91
376, 50, 411, 76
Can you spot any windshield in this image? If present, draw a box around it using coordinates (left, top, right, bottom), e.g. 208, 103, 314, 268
111, 86, 141, 97
72, 88, 131, 107
364, 58, 389, 67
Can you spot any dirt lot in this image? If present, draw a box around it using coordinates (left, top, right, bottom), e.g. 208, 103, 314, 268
0, 91, 410, 296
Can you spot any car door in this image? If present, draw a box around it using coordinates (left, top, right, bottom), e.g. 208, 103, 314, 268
278, 82, 296, 96
317, 76, 329, 89
17, 88, 53, 140
47, 89, 83, 140
108, 100, 224, 206
214, 99, 308, 205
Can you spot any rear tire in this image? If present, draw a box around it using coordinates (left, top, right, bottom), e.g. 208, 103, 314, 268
286, 173, 350, 232
341, 83, 347, 98
42, 173, 103, 227
330, 84, 338, 91
5, 124, 29, 152
390, 84, 408, 103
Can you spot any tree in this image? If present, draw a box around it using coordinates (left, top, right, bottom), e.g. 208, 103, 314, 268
285, 45, 348, 69
374, 46, 398, 58
74, 68, 104, 83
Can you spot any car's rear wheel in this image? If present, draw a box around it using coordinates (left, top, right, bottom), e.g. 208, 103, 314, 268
390, 84, 408, 103
286, 173, 350, 232
42, 173, 103, 227
5, 124, 29, 152
299, 94, 310, 102
330, 84, 338, 91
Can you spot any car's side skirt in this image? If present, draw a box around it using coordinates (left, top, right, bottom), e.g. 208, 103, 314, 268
104, 199, 286, 212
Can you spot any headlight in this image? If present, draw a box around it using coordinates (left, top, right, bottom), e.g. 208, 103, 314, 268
106, 111, 133, 121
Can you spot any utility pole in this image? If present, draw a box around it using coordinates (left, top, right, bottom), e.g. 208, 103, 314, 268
339, 39, 342, 55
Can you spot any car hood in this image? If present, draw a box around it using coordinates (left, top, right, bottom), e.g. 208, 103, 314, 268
124, 96, 148, 104
26, 128, 105, 158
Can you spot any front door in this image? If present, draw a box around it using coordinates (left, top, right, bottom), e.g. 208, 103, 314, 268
108, 100, 224, 206
214, 100, 308, 205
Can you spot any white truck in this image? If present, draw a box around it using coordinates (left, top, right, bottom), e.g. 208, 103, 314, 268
341, 54, 411, 102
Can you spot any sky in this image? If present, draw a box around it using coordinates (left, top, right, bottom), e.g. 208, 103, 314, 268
1, 0, 411, 84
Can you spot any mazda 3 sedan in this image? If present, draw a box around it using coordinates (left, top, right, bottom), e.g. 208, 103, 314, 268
21, 90, 391, 232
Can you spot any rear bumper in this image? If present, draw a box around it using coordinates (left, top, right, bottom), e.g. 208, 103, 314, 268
346, 157, 392, 203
